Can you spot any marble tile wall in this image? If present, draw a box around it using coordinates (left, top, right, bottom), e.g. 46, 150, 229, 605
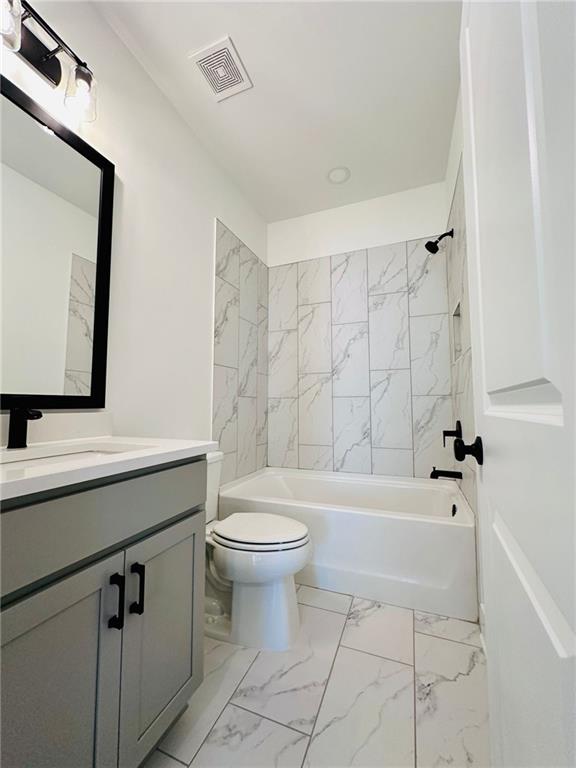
446, 162, 477, 512
212, 221, 268, 483
267, 238, 454, 477
64, 254, 96, 395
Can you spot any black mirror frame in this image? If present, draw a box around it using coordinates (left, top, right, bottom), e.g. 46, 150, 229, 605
0, 76, 114, 410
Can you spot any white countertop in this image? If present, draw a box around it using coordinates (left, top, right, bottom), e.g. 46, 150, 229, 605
0, 436, 217, 502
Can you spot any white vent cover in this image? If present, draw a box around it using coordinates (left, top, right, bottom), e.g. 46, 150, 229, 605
190, 37, 253, 102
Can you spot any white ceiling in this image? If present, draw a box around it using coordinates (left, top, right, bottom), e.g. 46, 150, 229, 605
103, 2, 461, 222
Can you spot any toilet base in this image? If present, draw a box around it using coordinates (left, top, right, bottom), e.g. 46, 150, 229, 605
229, 576, 299, 651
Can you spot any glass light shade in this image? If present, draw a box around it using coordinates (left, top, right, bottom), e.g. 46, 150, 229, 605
65, 64, 97, 123
1, 0, 22, 52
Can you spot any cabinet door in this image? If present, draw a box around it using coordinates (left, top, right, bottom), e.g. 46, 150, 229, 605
1, 552, 124, 768
119, 514, 204, 768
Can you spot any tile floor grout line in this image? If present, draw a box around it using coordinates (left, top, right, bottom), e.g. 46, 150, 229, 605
229, 701, 311, 737
297, 601, 351, 616
338, 643, 415, 668
156, 747, 188, 766
298, 603, 351, 767
182, 649, 262, 767
414, 630, 483, 650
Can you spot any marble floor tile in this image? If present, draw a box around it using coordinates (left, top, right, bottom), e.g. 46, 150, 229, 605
342, 599, 413, 665
415, 634, 489, 767
232, 605, 346, 734
191, 704, 308, 768
141, 750, 183, 768
415, 612, 482, 648
304, 647, 414, 768
159, 638, 258, 765
297, 586, 352, 615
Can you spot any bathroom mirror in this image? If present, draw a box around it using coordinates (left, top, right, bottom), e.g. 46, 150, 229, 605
0, 77, 114, 409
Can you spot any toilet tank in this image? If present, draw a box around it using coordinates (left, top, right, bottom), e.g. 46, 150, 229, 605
205, 451, 224, 523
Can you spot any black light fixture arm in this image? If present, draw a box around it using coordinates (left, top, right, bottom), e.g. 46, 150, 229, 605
20, 1, 91, 73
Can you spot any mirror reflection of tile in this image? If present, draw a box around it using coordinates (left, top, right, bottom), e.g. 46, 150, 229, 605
64, 253, 96, 395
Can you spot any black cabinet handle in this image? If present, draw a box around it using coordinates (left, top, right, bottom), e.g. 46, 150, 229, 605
443, 420, 462, 447
129, 563, 146, 615
108, 573, 125, 630
454, 436, 484, 465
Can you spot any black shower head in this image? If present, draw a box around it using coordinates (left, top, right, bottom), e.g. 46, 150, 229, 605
425, 229, 454, 254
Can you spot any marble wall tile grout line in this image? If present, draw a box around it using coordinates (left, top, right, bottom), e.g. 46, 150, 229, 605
266, 237, 453, 478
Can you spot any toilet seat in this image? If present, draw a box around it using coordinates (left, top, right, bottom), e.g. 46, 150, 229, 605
212, 513, 309, 552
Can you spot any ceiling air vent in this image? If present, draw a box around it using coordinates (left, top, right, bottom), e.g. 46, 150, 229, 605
190, 37, 253, 102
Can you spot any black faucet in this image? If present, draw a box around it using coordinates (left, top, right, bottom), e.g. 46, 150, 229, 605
7, 408, 43, 449
430, 466, 463, 480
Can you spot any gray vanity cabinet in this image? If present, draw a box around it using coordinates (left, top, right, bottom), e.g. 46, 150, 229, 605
119, 516, 204, 768
1, 552, 124, 768
1, 459, 207, 768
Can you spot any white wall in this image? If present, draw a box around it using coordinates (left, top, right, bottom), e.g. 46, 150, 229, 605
1, 1, 266, 443
1, 164, 97, 394
267, 182, 446, 266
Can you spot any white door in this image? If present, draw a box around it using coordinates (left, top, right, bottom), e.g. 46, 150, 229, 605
1, 552, 124, 768
460, 2, 575, 766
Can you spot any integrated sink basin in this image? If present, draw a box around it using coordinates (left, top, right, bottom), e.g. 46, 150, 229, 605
0, 436, 218, 502
0, 442, 154, 467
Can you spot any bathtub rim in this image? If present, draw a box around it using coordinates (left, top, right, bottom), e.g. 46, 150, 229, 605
219, 466, 475, 527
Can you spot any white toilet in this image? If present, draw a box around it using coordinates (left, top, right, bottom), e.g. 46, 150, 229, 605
205, 452, 311, 651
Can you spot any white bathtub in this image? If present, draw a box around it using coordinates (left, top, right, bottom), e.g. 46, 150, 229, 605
219, 468, 478, 621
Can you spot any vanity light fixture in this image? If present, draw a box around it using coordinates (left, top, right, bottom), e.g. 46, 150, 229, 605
1, 0, 23, 51
65, 63, 97, 123
2, 0, 97, 122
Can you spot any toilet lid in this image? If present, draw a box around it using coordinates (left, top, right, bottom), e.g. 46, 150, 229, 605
213, 513, 308, 546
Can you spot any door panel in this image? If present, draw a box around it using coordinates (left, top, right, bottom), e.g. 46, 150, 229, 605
119, 514, 204, 768
461, 1, 575, 765
1, 552, 124, 768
